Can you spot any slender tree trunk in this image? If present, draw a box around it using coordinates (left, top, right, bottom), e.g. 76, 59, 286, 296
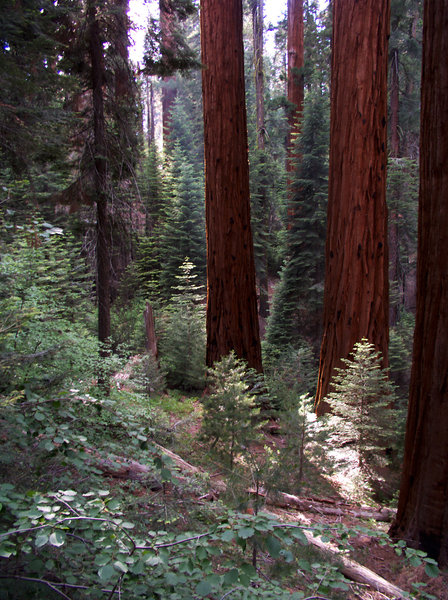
286, 0, 304, 225
113, 0, 130, 99
160, 0, 176, 148
253, 0, 265, 152
389, 0, 448, 566
252, 0, 269, 321
201, 0, 262, 372
389, 48, 400, 325
314, 0, 390, 413
88, 1, 111, 351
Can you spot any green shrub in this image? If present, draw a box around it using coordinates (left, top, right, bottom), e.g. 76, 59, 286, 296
158, 259, 206, 390
326, 338, 400, 474
201, 352, 264, 469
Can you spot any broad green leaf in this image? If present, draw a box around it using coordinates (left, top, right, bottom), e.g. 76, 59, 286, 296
425, 561, 440, 577
237, 527, 254, 539
195, 580, 212, 597
220, 529, 235, 542
291, 529, 308, 545
265, 535, 282, 558
49, 531, 65, 547
113, 560, 128, 574
35, 533, 49, 548
165, 573, 178, 585
98, 564, 115, 582
223, 568, 239, 585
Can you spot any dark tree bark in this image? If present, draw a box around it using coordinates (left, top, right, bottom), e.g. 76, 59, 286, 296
88, 0, 110, 350
314, 0, 390, 413
113, 0, 131, 99
200, 0, 262, 372
389, 0, 448, 566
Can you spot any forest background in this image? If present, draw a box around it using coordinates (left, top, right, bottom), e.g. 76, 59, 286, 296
1, 0, 445, 599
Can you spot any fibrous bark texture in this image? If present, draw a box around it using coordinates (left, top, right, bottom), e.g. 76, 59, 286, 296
287, 0, 304, 175
390, 0, 448, 566
200, 0, 262, 372
314, 0, 390, 413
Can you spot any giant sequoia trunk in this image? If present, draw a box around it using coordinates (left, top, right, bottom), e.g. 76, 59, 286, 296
314, 0, 390, 413
200, 0, 262, 372
88, 1, 110, 349
389, 0, 448, 566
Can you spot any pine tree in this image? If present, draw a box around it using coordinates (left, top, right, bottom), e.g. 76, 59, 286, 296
158, 141, 206, 300
326, 339, 397, 472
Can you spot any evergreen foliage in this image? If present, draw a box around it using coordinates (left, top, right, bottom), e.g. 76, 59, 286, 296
201, 351, 263, 469
326, 339, 399, 473
0, 217, 98, 396
266, 83, 329, 350
158, 142, 206, 299
143, 0, 200, 76
158, 259, 206, 390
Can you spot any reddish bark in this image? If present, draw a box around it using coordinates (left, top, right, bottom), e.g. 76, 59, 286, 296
314, 0, 390, 413
144, 303, 158, 359
389, 0, 448, 566
200, 0, 262, 372
286, 0, 304, 201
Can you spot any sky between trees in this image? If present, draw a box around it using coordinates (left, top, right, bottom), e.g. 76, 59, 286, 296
128, 0, 329, 63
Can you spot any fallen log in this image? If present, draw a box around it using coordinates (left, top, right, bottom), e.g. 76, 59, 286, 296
296, 525, 407, 599
264, 491, 396, 523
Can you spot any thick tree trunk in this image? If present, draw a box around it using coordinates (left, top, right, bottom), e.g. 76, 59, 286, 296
201, 0, 262, 372
88, 1, 110, 350
389, 0, 448, 566
314, 0, 390, 413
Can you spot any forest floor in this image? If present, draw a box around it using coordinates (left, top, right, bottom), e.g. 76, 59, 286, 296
152, 395, 448, 600
3, 381, 447, 600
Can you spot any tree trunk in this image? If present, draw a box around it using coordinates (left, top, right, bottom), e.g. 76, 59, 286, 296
390, 0, 448, 566
286, 0, 304, 225
200, 0, 262, 372
88, 1, 111, 351
252, 0, 269, 322
314, 0, 390, 413
113, 0, 130, 99
253, 0, 265, 152
389, 48, 400, 326
144, 302, 158, 359
160, 0, 176, 148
